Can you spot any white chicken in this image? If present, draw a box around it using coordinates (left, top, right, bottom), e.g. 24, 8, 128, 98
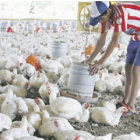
57, 68, 69, 89
14, 97, 28, 115
0, 113, 12, 132
11, 120, 35, 136
47, 91, 90, 122
40, 59, 64, 75
16, 136, 44, 140
58, 56, 72, 68
94, 133, 112, 140
96, 100, 117, 112
108, 59, 125, 73
4, 58, 17, 70
105, 73, 123, 92
113, 132, 140, 140
90, 106, 126, 126
23, 98, 40, 113
95, 72, 123, 92
0, 93, 7, 108
54, 129, 95, 140
39, 110, 74, 137
1, 89, 28, 120
12, 74, 29, 88
34, 98, 57, 117
0, 84, 27, 98
29, 71, 48, 89
0, 58, 7, 69
9, 85, 27, 97
27, 112, 42, 130
39, 82, 59, 102
19, 62, 36, 77
1, 116, 30, 140
1, 89, 17, 120
0, 69, 14, 83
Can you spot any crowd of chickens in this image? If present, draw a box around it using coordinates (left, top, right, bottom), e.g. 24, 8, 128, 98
0, 20, 140, 140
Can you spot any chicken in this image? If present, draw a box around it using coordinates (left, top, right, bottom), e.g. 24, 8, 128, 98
0, 113, 12, 132
12, 74, 29, 88
23, 98, 40, 113
29, 71, 48, 89
11, 120, 35, 136
38, 110, 73, 137
90, 106, 127, 126
39, 82, 59, 102
94, 133, 112, 140
1, 88, 28, 120
113, 132, 140, 140
16, 136, 44, 140
39, 115, 74, 137
57, 68, 69, 89
40, 59, 64, 75
0, 69, 14, 84
27, 112, 42, 130
1, 116, 30, 140
96, 100, 117, 112
47, 91, 90, 122
54, 129, 95, 140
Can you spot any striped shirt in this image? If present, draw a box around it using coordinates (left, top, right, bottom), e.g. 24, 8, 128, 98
101, 3, 140, 41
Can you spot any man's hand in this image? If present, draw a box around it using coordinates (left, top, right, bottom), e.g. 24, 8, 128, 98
89, 62, 103, 75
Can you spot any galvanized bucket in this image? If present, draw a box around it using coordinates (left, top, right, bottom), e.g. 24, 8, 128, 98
27, 24, 33, 33
1, 22, 7, 31
68, 62, 95, 97
52, 23, 58, 30
51, 41, 67, 58
45, 22, 51, 30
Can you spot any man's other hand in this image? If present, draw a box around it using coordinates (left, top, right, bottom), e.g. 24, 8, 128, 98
89, 62, 103, 75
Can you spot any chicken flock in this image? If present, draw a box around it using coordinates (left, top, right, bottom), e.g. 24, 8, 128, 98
0, 20, 139, 140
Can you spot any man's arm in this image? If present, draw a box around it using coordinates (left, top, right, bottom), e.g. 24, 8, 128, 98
89, 31, 120, 75
86, 32, 108, 63
98, 31, 120, 64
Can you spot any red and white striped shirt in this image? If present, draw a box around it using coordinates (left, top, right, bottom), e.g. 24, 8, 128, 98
101, 3, 140, 41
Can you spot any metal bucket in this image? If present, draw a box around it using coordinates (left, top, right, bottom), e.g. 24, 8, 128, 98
27, 24, 33, 33
51, 41, 67, 58
68, 62, 95, 97
52, 23, 58, 30
45, 22, 51, 30
1, 22, 7, 31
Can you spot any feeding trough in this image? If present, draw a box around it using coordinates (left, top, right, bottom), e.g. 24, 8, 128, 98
60, 62, 98, 103
68, 62, 95, 97
51, 41, 67, 58
27, 24, 33, 33
1, 22, 7, 31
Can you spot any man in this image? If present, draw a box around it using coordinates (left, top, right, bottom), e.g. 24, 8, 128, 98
85, 1, 140, 115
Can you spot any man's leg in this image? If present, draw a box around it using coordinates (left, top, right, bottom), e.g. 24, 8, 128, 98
122, 63, 132, 104
127, 65, 140, 110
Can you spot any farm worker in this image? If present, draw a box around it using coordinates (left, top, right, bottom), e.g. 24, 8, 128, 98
85, 1, 140, 116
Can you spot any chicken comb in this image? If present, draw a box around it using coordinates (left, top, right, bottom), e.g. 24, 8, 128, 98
20, 63, 23, 66
46, 82, 51, 95
25, 82, 29, 89
37, 71, 40, 77
54, 119, 59, 127
74, 136, 81, 140
1, 136, 4, 140
114, 71, 118, 76
85, 102, 90, 109
34, 97, 39, 104
12, 74, 16, 80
